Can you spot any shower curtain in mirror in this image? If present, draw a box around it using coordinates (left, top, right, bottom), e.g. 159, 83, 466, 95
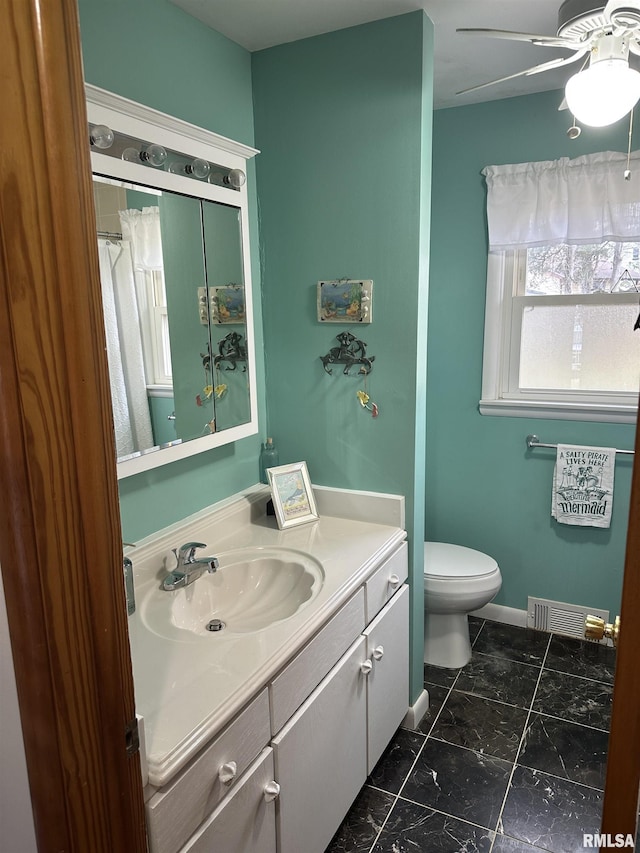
97, 237, 154, 459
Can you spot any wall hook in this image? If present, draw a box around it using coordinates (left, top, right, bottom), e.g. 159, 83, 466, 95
202, 331, 247, 373
320, 331, 375, 375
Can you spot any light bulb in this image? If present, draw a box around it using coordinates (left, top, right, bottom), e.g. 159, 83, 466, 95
140, 144, 168, 167
565, 59, 640, 127
122, 145, 167, 167
122, 147, 141, 163
223, 169, 246, 189
89, 124, 114, 149
168, 162, 187, 175
187, 158, 210, 179
168, 158, 209, 178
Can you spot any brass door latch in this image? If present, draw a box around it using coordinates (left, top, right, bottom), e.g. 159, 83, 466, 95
585, 614, 620, 646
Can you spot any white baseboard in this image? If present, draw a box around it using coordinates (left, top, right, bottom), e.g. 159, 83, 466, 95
402, 689, 430, 730
470, 602, 527, 628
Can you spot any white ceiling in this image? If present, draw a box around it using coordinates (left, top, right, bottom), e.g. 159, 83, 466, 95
169, 0, 575, 108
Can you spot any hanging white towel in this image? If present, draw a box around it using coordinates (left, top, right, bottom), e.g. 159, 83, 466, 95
551, 444, 616, 528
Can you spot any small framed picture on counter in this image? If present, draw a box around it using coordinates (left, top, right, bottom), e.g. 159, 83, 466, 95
267, 461, 319, 530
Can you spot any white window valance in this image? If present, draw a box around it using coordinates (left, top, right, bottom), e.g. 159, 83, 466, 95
482, 151, 640, 251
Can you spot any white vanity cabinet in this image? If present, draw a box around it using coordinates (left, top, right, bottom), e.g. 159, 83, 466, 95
364, 540, 408, 622
271, 545, 409, 853
364, 584, 410, 773
269, 589, 366, 735
272, 636, 368, 853
179, 748, 277, 853
143, 540, 409, 853
145, 690, 272, 853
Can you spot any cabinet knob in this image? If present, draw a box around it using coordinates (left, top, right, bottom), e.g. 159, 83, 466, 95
264, 780, 280, 802
372, 645, 384, 660
388, 574, 400, 587
360, 659, 373, 675
218, 761, 237, 784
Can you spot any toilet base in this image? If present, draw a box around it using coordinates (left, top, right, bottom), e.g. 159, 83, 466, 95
424, 612, 472, 669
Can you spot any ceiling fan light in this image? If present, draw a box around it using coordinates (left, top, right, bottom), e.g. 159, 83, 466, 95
565, 59, 640, 127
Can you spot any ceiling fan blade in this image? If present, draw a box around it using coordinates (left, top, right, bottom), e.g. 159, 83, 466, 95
456, 27, 581, 49
456, 49, 589, 97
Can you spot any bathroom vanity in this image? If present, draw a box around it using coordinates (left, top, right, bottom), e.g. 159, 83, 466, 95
127, 485, 409, 853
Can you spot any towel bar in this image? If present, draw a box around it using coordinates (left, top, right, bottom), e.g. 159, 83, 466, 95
526, 434, 634, 456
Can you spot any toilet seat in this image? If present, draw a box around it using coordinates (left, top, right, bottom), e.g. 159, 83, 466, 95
424, 542, 498, 579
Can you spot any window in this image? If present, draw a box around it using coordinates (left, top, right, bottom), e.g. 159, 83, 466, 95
480, 151, 640, 424
144, 268, 172, 387
481, 241, 640, 423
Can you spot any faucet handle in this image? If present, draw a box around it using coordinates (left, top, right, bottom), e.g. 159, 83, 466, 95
175, 541, 208, 565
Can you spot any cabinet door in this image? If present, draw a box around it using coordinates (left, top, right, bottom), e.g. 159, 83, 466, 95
269, 589, 365, 735
146, 689, 271, 853
271, 637, 368, 853
364, 585, 410, 774
180, 748, 277, 853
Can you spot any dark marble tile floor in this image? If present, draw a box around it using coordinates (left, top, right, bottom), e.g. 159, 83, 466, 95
325, 617, 616, 853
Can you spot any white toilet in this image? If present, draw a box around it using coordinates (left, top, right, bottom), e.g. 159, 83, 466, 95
424, 542, 502, 669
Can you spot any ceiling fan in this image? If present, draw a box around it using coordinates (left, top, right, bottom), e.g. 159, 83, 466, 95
457, 0, 640, 127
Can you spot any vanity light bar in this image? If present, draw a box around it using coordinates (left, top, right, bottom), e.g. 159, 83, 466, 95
88, 123, 245, 190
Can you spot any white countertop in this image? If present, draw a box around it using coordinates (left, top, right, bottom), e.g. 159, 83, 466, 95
126, 486, 406, 788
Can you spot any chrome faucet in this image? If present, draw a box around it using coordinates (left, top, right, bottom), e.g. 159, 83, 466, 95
162, 541, 220, 591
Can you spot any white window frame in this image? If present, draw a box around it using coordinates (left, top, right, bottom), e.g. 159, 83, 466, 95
145, 268, 173, 388
480, 250, 639, 424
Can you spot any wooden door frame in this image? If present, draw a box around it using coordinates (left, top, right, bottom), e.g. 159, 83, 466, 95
601, 413, 640, 839
0, 1, 146, 850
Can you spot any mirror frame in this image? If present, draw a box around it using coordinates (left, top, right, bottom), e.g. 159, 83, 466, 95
86, 84, 260, 479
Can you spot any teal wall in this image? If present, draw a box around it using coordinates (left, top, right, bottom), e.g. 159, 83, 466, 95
148, 395, 176, 446
78, 0, 266, 542
428, 89, 637, 617
78, 0, 253, 145
252, 12, 433, 702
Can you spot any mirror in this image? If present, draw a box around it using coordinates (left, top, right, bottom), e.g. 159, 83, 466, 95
87, 85, 259, 478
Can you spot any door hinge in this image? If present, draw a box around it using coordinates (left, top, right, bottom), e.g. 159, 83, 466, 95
125, 717, 140, 756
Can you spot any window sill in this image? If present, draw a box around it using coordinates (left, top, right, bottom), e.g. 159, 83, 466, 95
147, 385, 174, 399
479, 398, 637, 424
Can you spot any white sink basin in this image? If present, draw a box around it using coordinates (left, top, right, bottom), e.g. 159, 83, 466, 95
141, 547, 325, 640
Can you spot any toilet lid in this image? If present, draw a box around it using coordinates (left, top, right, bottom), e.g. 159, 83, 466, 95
424, 542, 498, 579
